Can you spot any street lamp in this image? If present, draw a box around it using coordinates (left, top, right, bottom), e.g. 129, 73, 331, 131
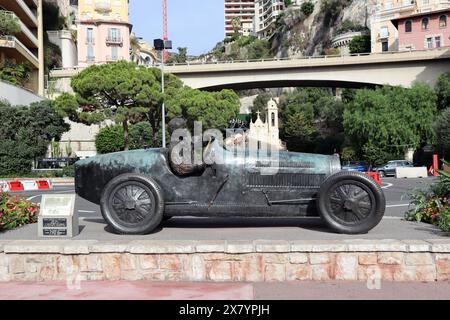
154, 38, 173, 148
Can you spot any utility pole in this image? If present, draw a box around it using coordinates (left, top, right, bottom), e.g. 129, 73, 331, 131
163, 0, 169, 61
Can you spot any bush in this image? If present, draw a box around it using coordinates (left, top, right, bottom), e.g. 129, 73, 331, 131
435, 108, 450, 155
95, 125, 124, 154
406, 168, 450, 234
301, 1, 315, 17
349, 35, 371, 54
62, 165, 75, 178
130, 122, 154, 150
0, 192, 39, 231
0, 101, 69, 176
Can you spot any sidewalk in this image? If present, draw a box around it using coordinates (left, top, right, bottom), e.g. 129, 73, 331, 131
1, 281, 450, 300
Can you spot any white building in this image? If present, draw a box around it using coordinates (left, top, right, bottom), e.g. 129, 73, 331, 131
254, 0, 286, 39
224, 0, 256, 37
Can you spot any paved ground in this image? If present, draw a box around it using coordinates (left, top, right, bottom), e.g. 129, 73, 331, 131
1, 177, 447, 241
1, 281, 450, 300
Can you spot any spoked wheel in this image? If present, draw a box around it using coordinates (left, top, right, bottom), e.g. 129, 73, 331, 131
317, 171, 386, 234
100, 174, 164, 235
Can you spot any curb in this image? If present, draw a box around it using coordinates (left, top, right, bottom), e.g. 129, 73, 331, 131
1, 239, 450, 255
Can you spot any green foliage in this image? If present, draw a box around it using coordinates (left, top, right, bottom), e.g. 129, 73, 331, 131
0, 192, 39, 231
0, 59, 32, 87
436, 73, 450, 111
0, 10, 21, 36
251, 93, 272, 121
341, 147, 357, 161
335, 19, 368, 36
0, 101, 69, 176
62, 165, 75, 178
349, 35, 371, 54
53, 92, 80, 122
95, 125, 124, 154
71, 61, 177, 149
129, 121, 154, 150
405, 171, 450, 233
343, 84, 437, 165
42, 1, 66, 31
96, 122, 160, 154
168, 88, 240, 131
284, 0, 293, 7
210, 36, 271, 61
44, 41, 62, 73
320, 0, 352, 24
167, 47, 188, 64
435, 108, 450, 155
301, 1, 315, 17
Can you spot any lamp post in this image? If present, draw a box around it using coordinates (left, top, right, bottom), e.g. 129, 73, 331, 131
154, 39, 172, 148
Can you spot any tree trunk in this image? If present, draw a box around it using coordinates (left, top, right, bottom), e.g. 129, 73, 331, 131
123, 119, 129, 151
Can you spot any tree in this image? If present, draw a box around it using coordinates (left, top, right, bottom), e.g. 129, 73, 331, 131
167, 87, 240, 130
167, 47, 188, 64
349, 35, 371, 54
0, 100, 69, 175
231, 17, 241, 36
251, 92, 272, 121
53, 92, 79, 122
70, 61, 170, 150
301, 1, 315, 17
95, 125, 124, 155
436, 72, 450, 111
343, 84, 437, 165
435, 108, 450, 157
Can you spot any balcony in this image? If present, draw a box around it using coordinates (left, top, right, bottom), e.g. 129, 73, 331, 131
95, 0, 112, 13
0, 35, 38, 68
86, 56, 96, 63
0, 0, 38, 28
105, 55, 119, 62
106, 36, 123, 45
0, 11, 38, 49
86, 38, 95, 45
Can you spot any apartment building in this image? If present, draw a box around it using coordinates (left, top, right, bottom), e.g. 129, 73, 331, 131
254, 0, 285, 38
371, 0, 450, 52
77, 0, 131, 66
225, 0, 256, 37
0, 0, 44, 95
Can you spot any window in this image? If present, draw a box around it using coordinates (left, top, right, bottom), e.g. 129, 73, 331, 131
439, 15, 447, 28
426, 37, 433, 49
87, 45, 94, 61
108, 28, 121, 42
271, 113, 275, 127
435, 36, 441, 48
86, 28, 94, 43
405, 20, 412, 32
422, 17, 429, 30
111, 47, 118, 61
382, 41, 389, 52
380, 26, 389, 38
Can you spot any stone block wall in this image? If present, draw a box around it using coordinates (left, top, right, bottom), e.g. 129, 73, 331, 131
1, 240, 450, 282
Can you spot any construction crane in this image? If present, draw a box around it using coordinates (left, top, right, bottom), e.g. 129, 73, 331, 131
162, 0, 169, 61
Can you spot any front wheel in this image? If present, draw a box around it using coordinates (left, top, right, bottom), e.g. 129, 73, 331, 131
317, 171, 386, 234
100, 173, 165, 235
378, 171, 386, 178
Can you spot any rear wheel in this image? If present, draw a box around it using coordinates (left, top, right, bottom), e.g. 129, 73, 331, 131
378, 171, 386, 178
317, 171, 386, 234
100, 173, 164, 235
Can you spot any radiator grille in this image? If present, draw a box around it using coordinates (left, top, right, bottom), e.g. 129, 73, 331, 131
247, 173, 325, 188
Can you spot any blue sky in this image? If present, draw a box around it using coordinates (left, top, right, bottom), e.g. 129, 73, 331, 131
129, 0, 225, 56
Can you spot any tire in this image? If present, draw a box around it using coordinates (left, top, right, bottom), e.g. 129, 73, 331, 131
100, 173, 165, 235
379, 171, 386, 178
317, 171, 386, 234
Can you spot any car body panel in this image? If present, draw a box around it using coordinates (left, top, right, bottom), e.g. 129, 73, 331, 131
374, 160, 413, 176
75, 141, 342, 217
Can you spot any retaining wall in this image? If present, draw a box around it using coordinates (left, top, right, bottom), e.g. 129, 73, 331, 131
0, 240, 450, 282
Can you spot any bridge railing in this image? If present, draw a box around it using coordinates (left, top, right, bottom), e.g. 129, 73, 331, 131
50, 48, 449, 73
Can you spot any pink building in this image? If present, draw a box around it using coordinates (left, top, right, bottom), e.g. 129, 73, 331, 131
393, 9, 450, 51
77, 0, 131, 66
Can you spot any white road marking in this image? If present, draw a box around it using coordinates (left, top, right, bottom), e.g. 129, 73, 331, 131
78, 210, 96, 214
383, 216, 403, 220
386, 204, 410, 208
382, 183, 393, 189
26, 195, 40, 201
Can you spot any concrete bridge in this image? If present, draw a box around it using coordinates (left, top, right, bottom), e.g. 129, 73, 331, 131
49, 49, 450, 93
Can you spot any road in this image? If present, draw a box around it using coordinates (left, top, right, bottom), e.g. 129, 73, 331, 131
1, 177, 446, 241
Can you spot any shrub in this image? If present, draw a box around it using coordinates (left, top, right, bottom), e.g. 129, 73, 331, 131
435, 108, 450, 155
62, 165, 75, 178
130, 122, 154, 149
349, 35, 371, 54
301, 1, 315, 17
95, 125, 124, 154
0, 192, 39, 231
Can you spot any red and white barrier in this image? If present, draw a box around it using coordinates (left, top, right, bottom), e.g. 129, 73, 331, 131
0, 180, 53, 192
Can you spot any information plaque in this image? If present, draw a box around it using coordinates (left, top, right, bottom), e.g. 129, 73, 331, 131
38, 194, 78, 238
